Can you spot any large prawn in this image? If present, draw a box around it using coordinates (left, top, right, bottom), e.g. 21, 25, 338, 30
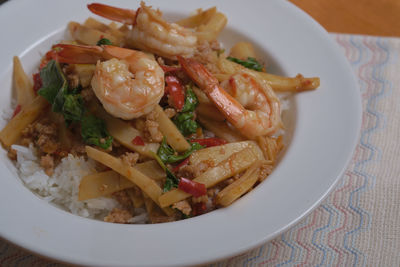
179, 57, 282, 139
87, 2, 197, 60
56, 44, 164, 120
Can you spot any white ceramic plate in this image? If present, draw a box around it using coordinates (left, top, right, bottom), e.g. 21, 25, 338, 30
0, 0, 361, 266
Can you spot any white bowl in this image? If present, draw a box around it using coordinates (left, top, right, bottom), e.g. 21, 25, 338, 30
0, 0, 361, 266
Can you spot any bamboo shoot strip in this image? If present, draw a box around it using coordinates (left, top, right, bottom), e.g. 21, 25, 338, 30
154, 105, 190, 151
159, 147, 262, 207
85, 146, 174, 216
0, 96, 48, 148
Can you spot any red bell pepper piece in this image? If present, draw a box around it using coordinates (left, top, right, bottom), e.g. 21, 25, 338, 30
32, 73, 42, 94
191, 138, 227, 147
165, 76, 185, 110
178, 177, 206, 197
12, 105, 21, 118
132, 136, 145, 146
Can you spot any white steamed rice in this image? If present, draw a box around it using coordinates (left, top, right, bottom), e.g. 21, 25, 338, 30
12, 144, 120, 219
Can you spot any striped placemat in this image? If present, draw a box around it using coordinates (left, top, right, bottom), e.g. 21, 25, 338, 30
1, 34, 399, 267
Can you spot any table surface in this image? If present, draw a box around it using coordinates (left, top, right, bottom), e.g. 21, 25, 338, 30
289, 0, 400, 37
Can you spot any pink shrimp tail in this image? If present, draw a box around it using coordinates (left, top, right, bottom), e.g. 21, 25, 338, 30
55, 44, 104, 64
88, 3, 137, 25
178, 56, 244, 128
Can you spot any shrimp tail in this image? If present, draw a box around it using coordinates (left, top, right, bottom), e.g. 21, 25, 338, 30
178, 56, 245, 128
177, 56, 220, 94
55, 44, 104, 64
87, 3, 137, 25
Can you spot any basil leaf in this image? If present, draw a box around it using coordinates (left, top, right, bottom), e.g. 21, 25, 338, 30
151, 151, 180, 192
181, 87, 198, 113
38, 60, 68, 111
157, 137, 175, 163
97, 38, 112, 46
226, 57, 263, 71
172, 86, 199, 136
173, 112, 199, 136
163, 168, 179, 192
81, 115, 113, 149
63, 94, 84, 122
157, 137, 203, 164
166, 142, 203, 163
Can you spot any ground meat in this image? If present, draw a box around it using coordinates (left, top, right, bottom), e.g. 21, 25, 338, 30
81, 88, 95, 102
172, 200, 192, 215
22, 118, 60, 155
163, 108, 176, 119
142, 111, 162, 143
209, 40, 221, 51
146, 110, 158, 121
177, 165, 197, 180
36, 134, 58, 154
145, 120, 163, 142
134, 118, 146, 133
192, 195, 208, 204
194, 40, 221, 74
34, 122, 57, 136
104, 208, 132, 224
121, 152, 139, 167
112, 190, 133, 209
69, 144, 86, 156
40, 154, 54, 176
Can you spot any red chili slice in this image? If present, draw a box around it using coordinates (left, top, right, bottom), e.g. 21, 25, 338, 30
12, 105, 21, 118
191, 138, 227, 147
165, 75, 185, 111
173, 157, 190, 172
178, 177, 206, 197
132, 136, 145, 146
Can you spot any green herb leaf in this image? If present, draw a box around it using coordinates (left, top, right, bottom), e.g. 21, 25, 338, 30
166, 142, 203, 163
157, 137, 176, 163
154, 140, 203, 192
81, 115, 113, 149
163, 168, 179, 192
157, 137, 203, 164
181, 86, 198, 113
63, 94, 84, 122
173, 113, 199, 136
226, 57, 263, 71
37, 60, 112, 149
38, 60, 68, 111
151, 152, 180, 192
97, 38, 113, 46
173, 86, 199, 135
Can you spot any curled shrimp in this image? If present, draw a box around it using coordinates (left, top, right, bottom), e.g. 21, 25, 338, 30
57, 44, 164, 120
179, 57, 282, 139
87, 2, 197, 60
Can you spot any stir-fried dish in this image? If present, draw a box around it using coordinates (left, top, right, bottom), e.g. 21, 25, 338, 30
0, 2, 320, 223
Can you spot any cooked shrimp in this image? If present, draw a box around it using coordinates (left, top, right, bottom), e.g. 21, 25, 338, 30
179, 57, 282, 139
88, 2, 197, 60
56, 44, 164, 120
